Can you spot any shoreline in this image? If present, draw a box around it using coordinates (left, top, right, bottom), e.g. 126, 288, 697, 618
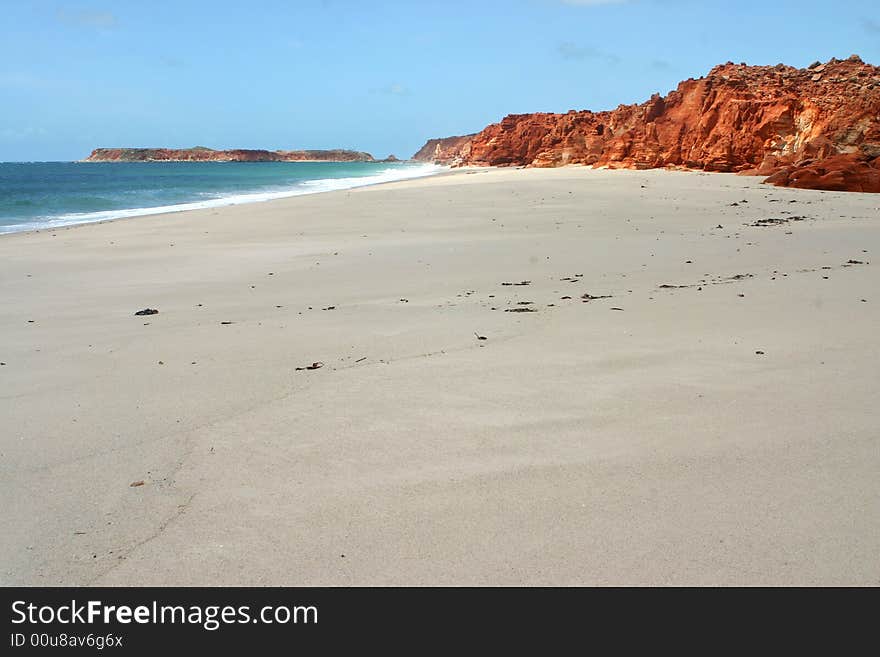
4, 159, 836, 239
0, 161, 449, 238
0, 165, 759, 240
2, 166, 878, 585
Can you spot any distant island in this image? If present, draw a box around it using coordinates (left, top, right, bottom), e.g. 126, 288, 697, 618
83, 147, 388, 163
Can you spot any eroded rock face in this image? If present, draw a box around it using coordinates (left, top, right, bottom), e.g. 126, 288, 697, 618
411, 135, 475, 165
414, 56, 880, 192
84, 148, 375, 162
763, 151, 880, 192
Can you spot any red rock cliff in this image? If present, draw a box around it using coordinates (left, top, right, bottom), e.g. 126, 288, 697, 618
414, 56, 880, 192
412, 135, 475, 165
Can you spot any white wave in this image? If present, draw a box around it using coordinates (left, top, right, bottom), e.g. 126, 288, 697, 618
0, 163, 445, 234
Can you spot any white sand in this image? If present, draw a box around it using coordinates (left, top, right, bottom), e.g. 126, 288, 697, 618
1, 166, 878, 585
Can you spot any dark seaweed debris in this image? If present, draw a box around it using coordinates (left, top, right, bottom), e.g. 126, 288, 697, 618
751, 216, 806, 227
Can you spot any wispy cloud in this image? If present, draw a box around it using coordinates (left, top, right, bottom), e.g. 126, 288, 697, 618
159, 56, 185, 68
56, 9, 118, 29
863, 17, 880, 33
0, 127, 49, 141
0, 72, 64, 90
558, 42, 620, 65
560, 0, 629, 6
370, 83, 411, 96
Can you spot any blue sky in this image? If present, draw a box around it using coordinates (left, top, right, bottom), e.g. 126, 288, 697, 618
2, 0, 879, 161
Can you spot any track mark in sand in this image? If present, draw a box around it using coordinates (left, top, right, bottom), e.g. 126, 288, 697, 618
86, 491, 197, 585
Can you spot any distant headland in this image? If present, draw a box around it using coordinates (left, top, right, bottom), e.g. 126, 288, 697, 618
413, 55, 880, 193
82, 147, 396, 163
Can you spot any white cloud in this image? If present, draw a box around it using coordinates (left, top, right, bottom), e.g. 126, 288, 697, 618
56, 9, 118, 29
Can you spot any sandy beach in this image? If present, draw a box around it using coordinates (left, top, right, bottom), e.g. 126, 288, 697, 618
2, 166, 878, 586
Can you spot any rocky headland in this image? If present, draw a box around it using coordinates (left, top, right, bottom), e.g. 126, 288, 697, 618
414, 56, 880, 192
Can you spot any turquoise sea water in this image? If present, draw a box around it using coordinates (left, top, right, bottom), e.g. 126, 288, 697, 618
0, 160, 441, 234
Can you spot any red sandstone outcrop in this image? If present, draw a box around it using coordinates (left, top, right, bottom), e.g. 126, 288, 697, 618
412, 135, 475, 166
414, 56, 880, 192
84, 147, 375, 162
763, 149, 880, 192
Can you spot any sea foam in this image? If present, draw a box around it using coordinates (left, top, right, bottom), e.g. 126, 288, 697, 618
0, 163, 444, 234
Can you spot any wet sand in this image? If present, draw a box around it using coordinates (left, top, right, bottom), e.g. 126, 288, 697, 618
1, 166, 878, 585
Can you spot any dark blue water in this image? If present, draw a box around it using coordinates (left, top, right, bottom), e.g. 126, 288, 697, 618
0, 160, 440, 233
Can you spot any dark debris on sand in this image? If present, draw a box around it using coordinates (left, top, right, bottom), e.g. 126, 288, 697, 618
750, 216, 806, 227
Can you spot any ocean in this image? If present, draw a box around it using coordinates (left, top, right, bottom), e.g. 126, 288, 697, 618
0, 160, 442, 234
